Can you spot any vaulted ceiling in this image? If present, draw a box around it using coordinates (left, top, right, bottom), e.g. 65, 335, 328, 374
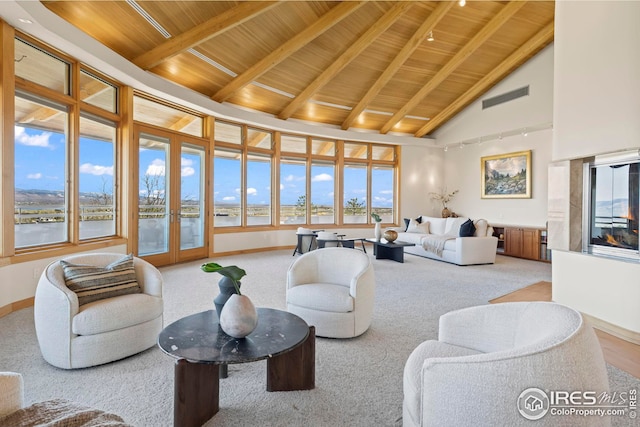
42, 1, 555, 137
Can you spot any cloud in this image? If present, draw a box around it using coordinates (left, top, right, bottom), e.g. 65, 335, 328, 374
27, 173, 42, 179
247, 187, 257, 196
145, 159, 165, 176
312, 173, 333, 182
179, 157, 196, 177
280, 183, 285, 190
373, 196, 392, 203
80, 163, 114, 176
379, 190, 393, 195
284, 174, 304, 182
223, 196, 236, 201
15, 126, 52, 148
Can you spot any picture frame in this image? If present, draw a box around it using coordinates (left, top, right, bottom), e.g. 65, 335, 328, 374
481, 150, 531, 198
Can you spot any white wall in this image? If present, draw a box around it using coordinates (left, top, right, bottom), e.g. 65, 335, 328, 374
553, 1, 640, 161
551, 1, 640, 337
399, 144, 445, 218
433, 45, 554, 227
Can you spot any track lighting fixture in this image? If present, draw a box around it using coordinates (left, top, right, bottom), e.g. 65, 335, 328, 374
427, 31, 435, 42
444, 146, 448, 152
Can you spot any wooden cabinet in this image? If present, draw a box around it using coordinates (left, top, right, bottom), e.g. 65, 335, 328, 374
493, 226, 547, 261
505, 227, 539, 259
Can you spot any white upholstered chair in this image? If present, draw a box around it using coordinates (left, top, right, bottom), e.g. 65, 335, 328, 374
286, 247, 375, 338
34, 253, 164, 369
292, 227, 318, 255
403, 302, 610, 427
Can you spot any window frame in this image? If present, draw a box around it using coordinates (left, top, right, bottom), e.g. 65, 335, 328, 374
8, 32, 125, 259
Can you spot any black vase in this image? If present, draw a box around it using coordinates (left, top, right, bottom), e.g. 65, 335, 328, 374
214, 276, 241, 319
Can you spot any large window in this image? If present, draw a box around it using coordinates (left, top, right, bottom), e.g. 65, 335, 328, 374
311, 162, 335, 224
213, 148, 242, 227
246, 154, 271, 226
372, 165, 395, 223
280, 158, 307, 225
79, 115, 116, 240
12, 35, 121, 253
14, 95, 69, 248
343, 164, 367, 224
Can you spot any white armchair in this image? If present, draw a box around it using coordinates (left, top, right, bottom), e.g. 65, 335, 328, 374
403, 302, 610, 427
286, 247, 375, 338
34, 253, 164, 369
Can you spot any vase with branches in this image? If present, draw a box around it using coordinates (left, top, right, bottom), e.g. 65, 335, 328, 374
429, 188, 458, 218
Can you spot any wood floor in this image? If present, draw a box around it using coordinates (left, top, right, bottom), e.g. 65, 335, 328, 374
490, 281, 640, 379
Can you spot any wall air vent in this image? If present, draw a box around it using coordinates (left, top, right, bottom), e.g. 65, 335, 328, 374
482, 86, 529, 110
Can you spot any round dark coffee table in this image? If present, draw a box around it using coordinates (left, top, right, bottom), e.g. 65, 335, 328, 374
158, 308, 315, 427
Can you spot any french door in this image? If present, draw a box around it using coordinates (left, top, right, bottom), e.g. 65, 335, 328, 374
134, 126, 209, 266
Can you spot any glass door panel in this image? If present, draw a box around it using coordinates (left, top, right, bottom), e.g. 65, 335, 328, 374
138, 133, 170, 257
179, 143, 205, 251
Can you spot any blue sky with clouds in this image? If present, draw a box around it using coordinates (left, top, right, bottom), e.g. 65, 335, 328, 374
16, 126, 393, 208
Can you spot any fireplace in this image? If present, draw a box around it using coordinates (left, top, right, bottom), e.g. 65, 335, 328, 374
583, 151, 639, 260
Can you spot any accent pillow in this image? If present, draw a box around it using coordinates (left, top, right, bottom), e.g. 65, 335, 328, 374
473, 219, 489, 237
459, 219, 476, 237
407, 219, 429, 234
403, 216, 422, 231
61, 254, 142, 306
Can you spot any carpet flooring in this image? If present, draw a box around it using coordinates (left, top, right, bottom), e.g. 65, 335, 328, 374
1, 251, 638, 426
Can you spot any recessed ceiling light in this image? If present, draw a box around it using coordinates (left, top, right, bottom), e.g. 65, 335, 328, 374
459, 0, 466, 7
19, 18, 33, 24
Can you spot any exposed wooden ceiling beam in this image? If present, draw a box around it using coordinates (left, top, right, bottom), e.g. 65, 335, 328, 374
18, 107, 59, 124
380, 1, 527, 134
340, 1, 454, 131
415, 20, 554, 137
168, 115, 196, 132
349, 145, 368, 158
246, 131, 269, 147
277, 2, 410, 120
133, 2, 279, 70
378, 147, 395, 161
213, 1, 365, 103
316, 141, 334, 156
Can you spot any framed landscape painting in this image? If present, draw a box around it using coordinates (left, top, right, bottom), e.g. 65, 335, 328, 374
481, 150, 531, 198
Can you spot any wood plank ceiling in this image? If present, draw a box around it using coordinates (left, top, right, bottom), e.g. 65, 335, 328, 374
42, 1, 555, 137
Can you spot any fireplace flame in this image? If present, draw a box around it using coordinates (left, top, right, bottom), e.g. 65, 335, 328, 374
605, 234, 621, 246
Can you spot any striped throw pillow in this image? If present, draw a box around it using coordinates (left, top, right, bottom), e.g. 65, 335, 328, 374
61, 254, 142, 306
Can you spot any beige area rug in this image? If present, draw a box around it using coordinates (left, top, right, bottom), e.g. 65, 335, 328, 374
1, 252, 638, 427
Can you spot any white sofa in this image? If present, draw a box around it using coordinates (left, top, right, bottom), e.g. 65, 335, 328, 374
403, 302, 610, 427
396, 216, 497, 265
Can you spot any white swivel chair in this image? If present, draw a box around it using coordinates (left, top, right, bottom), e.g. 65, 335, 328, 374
316, 231, 339, 248
403, 302, 610, 427
286, 247, 375, 338
34, 253, 164, 369
293, 227, 318, 255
